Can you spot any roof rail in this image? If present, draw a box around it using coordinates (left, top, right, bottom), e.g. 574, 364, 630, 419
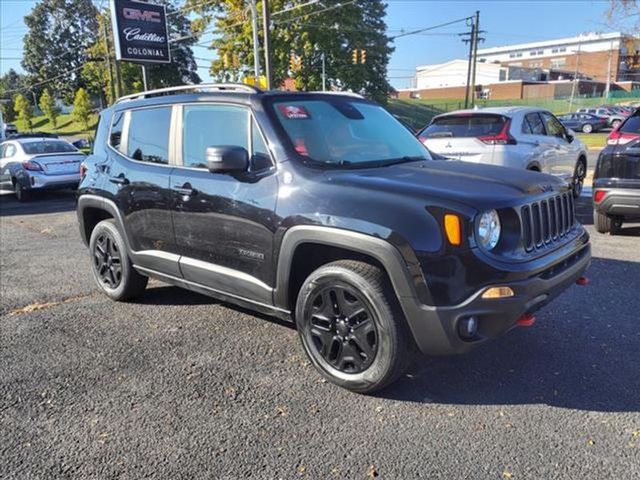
114, 83, 262, 104
308, 91, 365, 99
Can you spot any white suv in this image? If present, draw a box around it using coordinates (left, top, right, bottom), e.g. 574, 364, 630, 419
418, 107, 588, 197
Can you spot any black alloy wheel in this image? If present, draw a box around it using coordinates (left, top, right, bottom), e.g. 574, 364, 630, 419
308, 284, 378, 374
93, 232, 122, 289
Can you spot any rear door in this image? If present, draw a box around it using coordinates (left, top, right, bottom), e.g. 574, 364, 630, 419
520, 112, 554, 170
418, 113, 506, 164
105, 105, 180, 276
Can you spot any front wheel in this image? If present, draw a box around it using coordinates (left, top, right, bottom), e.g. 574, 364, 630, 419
572, 159, 586, 198
89, 219, 148, 301
295, 260, 413, 393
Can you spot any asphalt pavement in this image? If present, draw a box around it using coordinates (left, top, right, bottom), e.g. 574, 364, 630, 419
1, 185, 639, 479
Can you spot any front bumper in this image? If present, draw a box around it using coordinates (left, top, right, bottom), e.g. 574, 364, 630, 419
400, 237, 591, 356
19, 171, 81, 191
593, 187, 640, 219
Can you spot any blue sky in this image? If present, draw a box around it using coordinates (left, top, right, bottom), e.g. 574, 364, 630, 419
0, 0, 622, 90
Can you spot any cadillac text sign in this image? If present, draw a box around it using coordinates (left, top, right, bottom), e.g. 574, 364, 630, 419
110, 0, 171, 64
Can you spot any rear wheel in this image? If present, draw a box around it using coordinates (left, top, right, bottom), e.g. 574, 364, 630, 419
581, 123, 593, 134
611, 119, 622, 129
13, 181, 30, 202
594, 211, 622, 235
572, 159, 587, 198
89, 219, 148, 301
295, 260, 412, 393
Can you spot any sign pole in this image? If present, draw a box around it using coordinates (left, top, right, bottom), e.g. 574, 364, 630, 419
142, 65, 149, 91
250, 0, 261, 83
262, 0, 272, 90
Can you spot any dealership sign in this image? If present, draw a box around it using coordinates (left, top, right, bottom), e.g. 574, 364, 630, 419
110, 0, 171, 63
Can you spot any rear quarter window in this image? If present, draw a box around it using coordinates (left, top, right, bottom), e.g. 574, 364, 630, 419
420, 114, 506, 138
620, 115, 640, 134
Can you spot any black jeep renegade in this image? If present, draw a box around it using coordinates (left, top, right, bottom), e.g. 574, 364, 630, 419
77, 84, 591, 393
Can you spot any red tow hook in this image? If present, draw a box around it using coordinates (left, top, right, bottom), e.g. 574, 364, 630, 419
516, 313, 536, 327
576, 276, 589, 286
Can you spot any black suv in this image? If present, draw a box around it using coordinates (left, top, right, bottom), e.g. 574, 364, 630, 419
593, 110, 640, 234
77, 84, 591, 392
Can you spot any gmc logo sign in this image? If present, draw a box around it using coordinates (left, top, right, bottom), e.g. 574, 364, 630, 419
122, 7, 161, 23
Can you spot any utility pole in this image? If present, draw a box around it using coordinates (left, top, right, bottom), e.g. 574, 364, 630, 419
470, 10, 483, 108
250, 0, 261, 83
604, 39, 613, 100
262, 0, 272, 90
462, 21, 475, 109
569, 40, 582, 111
141, 65, 149, 91
101, 17, 115, 104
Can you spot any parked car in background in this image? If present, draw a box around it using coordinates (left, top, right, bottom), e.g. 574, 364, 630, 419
418, 107, 588, 197
557, 112, 608, 133
3, 123, 18, 137
594, 109, 640, 234
0, 137, 85, 201
8, 132, 59, 139
576, 107, 625, 129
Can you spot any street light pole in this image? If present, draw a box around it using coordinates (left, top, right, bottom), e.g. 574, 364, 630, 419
321, 52, 326, 91
250, 0, 261, 83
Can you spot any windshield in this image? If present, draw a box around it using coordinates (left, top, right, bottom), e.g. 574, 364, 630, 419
419, 114, 506, 139
22, 140, 77, 154
272, 99, 430, 167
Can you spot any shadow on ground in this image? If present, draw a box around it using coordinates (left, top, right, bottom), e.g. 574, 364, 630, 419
0, 190, 76, 217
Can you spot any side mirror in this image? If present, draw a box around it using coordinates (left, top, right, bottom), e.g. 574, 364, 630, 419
206, 146, 249, 173
565, 129, 575, 143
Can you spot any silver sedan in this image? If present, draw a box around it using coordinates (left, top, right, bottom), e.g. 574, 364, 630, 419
0, 137, 85, 201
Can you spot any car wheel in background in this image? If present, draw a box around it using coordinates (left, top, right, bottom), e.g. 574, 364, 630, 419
295, 260, 413, 393
89, 219, 148, 301
572, 159, 586, 198
13, 181, 30, 202
611, 119, 622, 129
594, 211, 622, 235
581, 123, 593, 134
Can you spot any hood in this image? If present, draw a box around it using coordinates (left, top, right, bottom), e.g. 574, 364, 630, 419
326, 160, 568, 210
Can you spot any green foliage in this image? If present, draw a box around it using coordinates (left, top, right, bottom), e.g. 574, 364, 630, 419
0, 69, 27, 122
22, 0, 99, 102
14, 94, 34, 130
72, 88, 91, 130
39, 89, 60, 129
82, 2, 201, 105
189, 0, 393, 102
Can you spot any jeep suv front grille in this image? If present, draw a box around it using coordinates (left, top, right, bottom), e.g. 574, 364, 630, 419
521, 192, 575, 252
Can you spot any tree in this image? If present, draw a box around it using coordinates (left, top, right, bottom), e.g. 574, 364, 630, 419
14, 94, 34, 130
188, 0, 393, 102
72, 88, 91, 130
39, 89, 60, 129
22, 0, 99, 102
81, 2, 201, 105
0, 69, 28, 122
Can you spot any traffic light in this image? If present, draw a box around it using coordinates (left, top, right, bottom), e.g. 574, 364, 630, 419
352, 49, 359, 64
361, 49, 366, 63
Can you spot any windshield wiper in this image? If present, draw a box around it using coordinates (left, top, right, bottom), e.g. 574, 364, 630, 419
378, 156, 427, 167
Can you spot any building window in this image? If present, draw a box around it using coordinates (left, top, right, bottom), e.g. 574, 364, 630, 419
551, 58, 566, 68
509, 53, 516, 58
530, 50, 537, 56
559, 47, 566, 52
537, 49, 544, 55
516, 52, 523, 58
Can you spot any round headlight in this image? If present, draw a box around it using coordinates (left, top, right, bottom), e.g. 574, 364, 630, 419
478, 210, 501, 250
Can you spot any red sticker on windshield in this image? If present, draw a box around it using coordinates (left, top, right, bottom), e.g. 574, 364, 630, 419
278, 104, 311, 119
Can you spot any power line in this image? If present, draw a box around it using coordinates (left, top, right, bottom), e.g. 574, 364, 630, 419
389, 16, 471, 40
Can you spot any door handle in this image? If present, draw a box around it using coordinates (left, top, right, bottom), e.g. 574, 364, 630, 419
174, 184, 197, 196
109, 174, 129, 185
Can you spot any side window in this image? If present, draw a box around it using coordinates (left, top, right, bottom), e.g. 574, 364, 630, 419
5, 144, 16, 157
109, 111, 125, 152
127, 107, 172, 164
523, 113, 546, 135
251, 118, 272, 171
182, 105, 248, 169
0, 145, 5, 158
541, 112, 565, 138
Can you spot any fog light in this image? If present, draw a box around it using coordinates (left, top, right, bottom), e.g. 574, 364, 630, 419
458, 316, 478, 340
482, 286, 515, 299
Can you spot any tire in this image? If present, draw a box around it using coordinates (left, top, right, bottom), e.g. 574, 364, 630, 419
581, 123, 593, 134
89, 219, 148, 301
295, 260, 413, 393
593, 210, 622, 235
14, 181, 30, 202
572, 158, 587, 198
611, 119, 622, 129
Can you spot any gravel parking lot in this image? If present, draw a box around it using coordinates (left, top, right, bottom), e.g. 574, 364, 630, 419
1, 183, 639, 479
